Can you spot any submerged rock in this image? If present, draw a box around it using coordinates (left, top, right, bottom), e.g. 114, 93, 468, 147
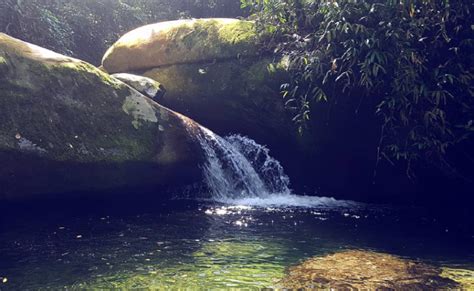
112, 73, 166, 101
0, 33, 202, 200
102, 18, 258, 73
279, 250, 459, 289
441, 267, 474, 289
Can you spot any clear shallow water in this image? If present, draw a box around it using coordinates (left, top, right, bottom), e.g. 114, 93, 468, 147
0, 196, 473, 289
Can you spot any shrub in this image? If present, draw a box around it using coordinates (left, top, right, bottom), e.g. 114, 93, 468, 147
242, 0, 474, 178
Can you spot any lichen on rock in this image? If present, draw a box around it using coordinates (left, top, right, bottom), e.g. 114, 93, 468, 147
112, 73, 166, 101
0, 33, 203, 200
122, 91, 159, 129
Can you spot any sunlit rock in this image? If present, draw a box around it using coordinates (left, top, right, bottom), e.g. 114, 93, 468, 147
102, 19, 308, 182
102, 18, 258, 73
112, 73, 166, 101
0, 33, 202, 200
279, 250, 459, 289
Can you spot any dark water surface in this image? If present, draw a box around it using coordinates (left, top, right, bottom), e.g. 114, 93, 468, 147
0, 195, 473, 289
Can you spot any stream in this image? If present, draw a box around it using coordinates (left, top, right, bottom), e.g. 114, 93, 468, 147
0, 129, 472, 289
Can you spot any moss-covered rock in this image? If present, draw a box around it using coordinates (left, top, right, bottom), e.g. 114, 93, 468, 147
102, 18, 258, 73
0, 33, 202, 200
102, 19, 307, 188
279, 250, 460, 289
139, 57, 300, 152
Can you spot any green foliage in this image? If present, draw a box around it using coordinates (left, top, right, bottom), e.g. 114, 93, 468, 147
0, 0, 74, 55
0, 0, 245, 64
243, 0, 474, 177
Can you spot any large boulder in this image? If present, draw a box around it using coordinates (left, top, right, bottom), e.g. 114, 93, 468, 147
99, 18, 410, 199
102, 18, 259, 73
0, 33, 203, 201
101, 19, 304, 182
101, 19, 474, 202
141, 57, 296, 147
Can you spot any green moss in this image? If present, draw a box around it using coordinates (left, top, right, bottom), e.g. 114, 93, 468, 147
218, 20, 257, 45
140, 57, 296, 150
179, 21, 213, 50
103, 19, 261, 72
171, 19, 256, 59
0, 42, 163, 163
170, 19, 256, 52
0, 34, 204, 199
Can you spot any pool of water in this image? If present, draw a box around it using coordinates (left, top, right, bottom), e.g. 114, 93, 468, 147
0, 195, 473, 289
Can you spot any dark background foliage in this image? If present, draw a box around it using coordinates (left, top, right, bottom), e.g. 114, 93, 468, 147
0, 0, 245, 65
243, 0, 474, 188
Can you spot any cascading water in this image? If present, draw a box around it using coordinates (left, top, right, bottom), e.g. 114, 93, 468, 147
195, 126, 291, 200
182, 118, 354, 208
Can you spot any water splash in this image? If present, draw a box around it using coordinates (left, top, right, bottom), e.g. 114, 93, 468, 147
190, 124, 355, 208
225, 135, 290, 194
218, 194, 358, 208
194, 127, 290, 200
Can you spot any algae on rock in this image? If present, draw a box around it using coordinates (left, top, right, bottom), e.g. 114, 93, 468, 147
140, 57, 296, 150
0, 33, 202, 200
100, 18, 308, 189
102, 18, 259, 73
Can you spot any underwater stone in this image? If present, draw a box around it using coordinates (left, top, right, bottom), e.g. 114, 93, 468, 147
279, 250, 460, 289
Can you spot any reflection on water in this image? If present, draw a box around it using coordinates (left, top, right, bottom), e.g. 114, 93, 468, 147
0, 199, 473, 289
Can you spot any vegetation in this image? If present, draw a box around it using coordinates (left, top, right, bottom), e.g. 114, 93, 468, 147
242, 0, 473, 178
1, 0, 472, 180
0, 0, 245, 64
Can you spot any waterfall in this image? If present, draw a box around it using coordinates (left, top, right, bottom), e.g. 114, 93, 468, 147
178, 116, 355, 208
194, 126, 291, 200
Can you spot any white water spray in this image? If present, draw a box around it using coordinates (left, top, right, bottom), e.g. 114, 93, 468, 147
187, 123, 354, 208
195, 127, 291, 200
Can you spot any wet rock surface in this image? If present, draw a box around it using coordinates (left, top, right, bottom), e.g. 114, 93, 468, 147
279, 250, 460, 290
